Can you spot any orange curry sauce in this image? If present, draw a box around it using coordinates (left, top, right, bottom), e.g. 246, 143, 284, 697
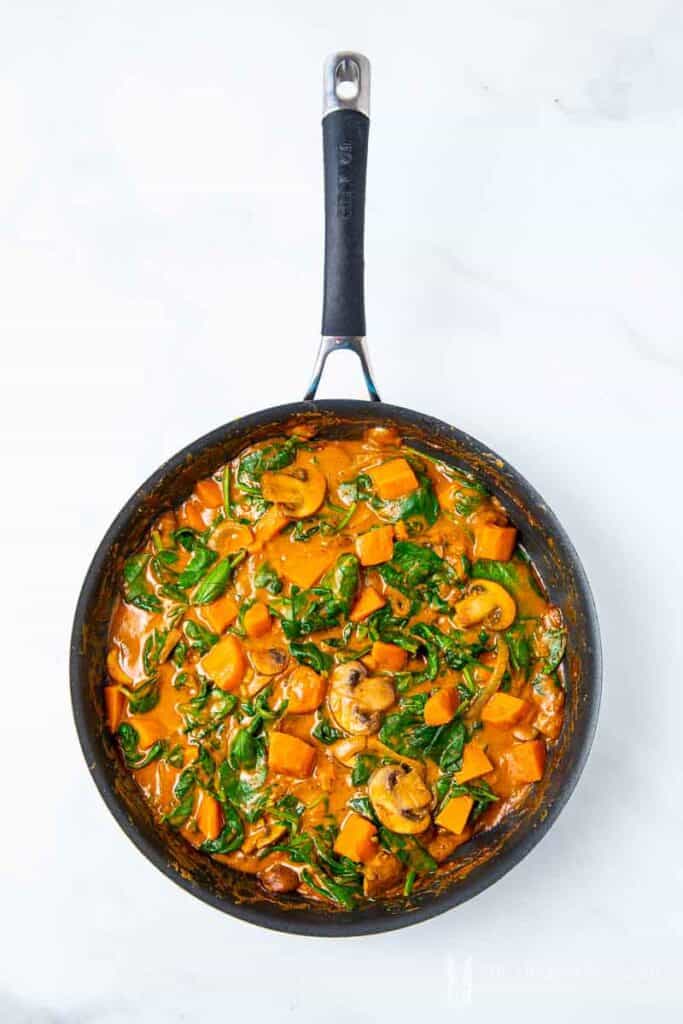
106, 427, 565, 905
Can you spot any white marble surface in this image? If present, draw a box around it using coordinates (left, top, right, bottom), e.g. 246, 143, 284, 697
2, 1, 682, 1020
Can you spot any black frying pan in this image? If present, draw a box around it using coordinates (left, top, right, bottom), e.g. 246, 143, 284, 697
70, 53, 601, 936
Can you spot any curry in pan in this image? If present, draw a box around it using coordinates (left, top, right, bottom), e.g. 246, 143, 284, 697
105, 427, 566, 907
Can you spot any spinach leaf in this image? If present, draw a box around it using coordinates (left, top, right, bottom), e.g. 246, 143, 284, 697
237, 437, 301, 495
379, 695, 465, 770
193, 550, 246, 605
174, 527, 202, 552
184, 620, 218, 654
271, 794, 305, 835
176, 545, 217, 589
254, 561, 283, 595
200, 803, 245, 854
378, 828, 437, 873
393, 472, 439, 527
351, 753, 379, 786
142, 628, 169, 676
117, 723, 165, 769
436, 778, 498, 819
271, 583, 344, 640
301, 868, 357, 910
505, 621, 532, 674
122, 677, 160, 715
289, 641, 333, 673
229, 728, 259, 771
471, 559, 518, 591
311, 711, 343, 744
163, 767, 196, 827
347, 795, 378, 822
122, 553, 161, 613
322, 553, 360, 614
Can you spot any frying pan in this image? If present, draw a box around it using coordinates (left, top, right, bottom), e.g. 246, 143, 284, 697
70, 52, 601, 936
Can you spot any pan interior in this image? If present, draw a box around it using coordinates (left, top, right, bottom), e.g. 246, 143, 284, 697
70, 400, 600, 936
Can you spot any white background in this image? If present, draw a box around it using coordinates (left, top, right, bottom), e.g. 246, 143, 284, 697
2, 1, 682, 1020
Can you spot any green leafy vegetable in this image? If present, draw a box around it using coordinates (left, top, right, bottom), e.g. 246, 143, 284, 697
200, 803, 245, 854
311, 711, 343, 744
254, 561, 283, 595
193, 550, 246, 605
351, 753, 379, 786
122, 554, 161, 613
471, 559, 518, 591
289, 641, 333, 673
184, 620, 218, 654
176, 545, 217, 589
117, 723, 165, 769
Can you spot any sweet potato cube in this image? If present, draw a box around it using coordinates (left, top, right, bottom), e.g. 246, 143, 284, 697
368, 458, 419, 500
371, 641, 408, 672
284, 666, 327, 713
268, 732, 316, 778
197, 792, 223, 840
183, 500, 207, 533
474, 524, 517, 562
200, 594, 239, 634
435, 795, 474, 835
200, 634, 246, 691
356, 525, 394, 567
424, 688, 459, 726
481, 692, 528, 727
243, 601, 271, 638
507, 740, 546, 783
455, 742, 493, 784
195, 477, 223, 509
104, 686, 124, 731
350, 586, 386, 622
334, 812, 378, 863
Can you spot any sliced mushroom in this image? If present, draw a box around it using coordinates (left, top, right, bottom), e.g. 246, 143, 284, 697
208, 520, 253, 557
258, 863, 299, 894
249, 646, 289, 676
368, 764, 432, 835
328, 661, 395, 736
261, 461, 327, 518
362, 849, 403, 898
453, 579, 516, 631
242, 821, 288, 854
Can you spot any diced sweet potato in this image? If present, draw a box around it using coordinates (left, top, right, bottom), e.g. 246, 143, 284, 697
435, 795, 474, 835
106, 648, 132, 685
197, 792, 223, 840
507, 740, 546, 783
424, 688, 459, 726
195, 478, 223, 509
455, 742, 493, 783
200, 635, 246, 691
368, 458, 419, 500
183, 500, 207, 533
268, 731, 316, 778
200, 594, 239, 634
333, 812, 378, 863
350, 586, 386, 622
243, 601, 271, 638
284, 666, 327, 713
356, 525, 394, 567
104, 686, 124, 731
480, 692, 528, 727
371, 641, 408, 672
474, 524, 517, 562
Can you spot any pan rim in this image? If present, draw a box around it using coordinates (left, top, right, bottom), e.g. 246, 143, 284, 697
70, 398, 602, 936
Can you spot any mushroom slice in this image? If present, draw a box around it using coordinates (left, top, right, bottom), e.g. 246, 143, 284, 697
249, 646, 289, 676
328, 661, 396, 736
261, 461, 327, 518
368, 764, 433, 835
453, 579, 516, 631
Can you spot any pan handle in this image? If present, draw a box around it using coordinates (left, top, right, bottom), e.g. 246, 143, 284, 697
304, 52, 380, 402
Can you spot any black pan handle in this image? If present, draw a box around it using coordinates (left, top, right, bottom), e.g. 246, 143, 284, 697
305, 53, 380, 401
